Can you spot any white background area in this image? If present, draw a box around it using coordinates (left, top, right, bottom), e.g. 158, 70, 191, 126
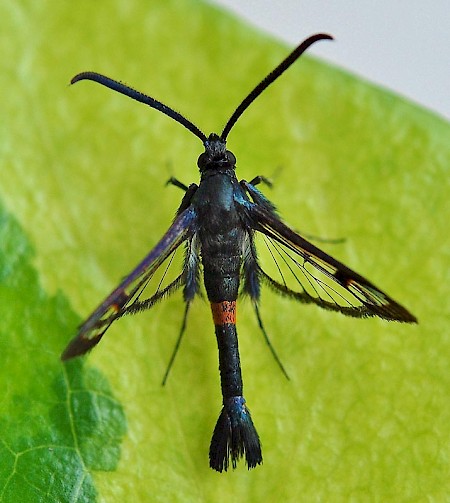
212, 0, 449, 120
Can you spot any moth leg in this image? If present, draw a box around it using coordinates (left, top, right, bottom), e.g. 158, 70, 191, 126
162, 301, 191, 385
166, 176, 189, 192
242, 233, 290, 380
161, 234, 200, 385
296, 232, 345, 245
252, 301, 290, 381
248, 175, 272, 188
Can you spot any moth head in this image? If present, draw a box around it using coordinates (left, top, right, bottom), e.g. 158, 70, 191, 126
197, 133, 236, 171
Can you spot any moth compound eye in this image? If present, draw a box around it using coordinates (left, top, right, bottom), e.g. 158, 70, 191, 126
226, 151, 236, 165
197, 152, 208, 169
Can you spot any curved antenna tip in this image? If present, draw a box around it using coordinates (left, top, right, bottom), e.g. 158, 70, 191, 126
70, 72, 97, 86
70, 74, 81, 85
316, 33, 334, 41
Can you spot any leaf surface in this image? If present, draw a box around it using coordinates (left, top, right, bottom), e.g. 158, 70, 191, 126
0, 0, 448, 501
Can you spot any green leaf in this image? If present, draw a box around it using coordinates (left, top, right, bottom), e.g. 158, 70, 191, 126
1, 0, 448, 501
0, 204, 126, 502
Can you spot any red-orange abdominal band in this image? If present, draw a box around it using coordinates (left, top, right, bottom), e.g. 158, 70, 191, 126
211, 301, 236, 326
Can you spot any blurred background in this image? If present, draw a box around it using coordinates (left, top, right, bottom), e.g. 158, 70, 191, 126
213, 0, 449, 120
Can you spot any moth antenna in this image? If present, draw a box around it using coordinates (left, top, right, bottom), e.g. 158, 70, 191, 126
221, 33, 333, 141
71, 72, 208, 143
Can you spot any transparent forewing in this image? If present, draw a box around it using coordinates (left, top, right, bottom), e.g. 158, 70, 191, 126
61, 207, 197, 360
247, 204, 416, 323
